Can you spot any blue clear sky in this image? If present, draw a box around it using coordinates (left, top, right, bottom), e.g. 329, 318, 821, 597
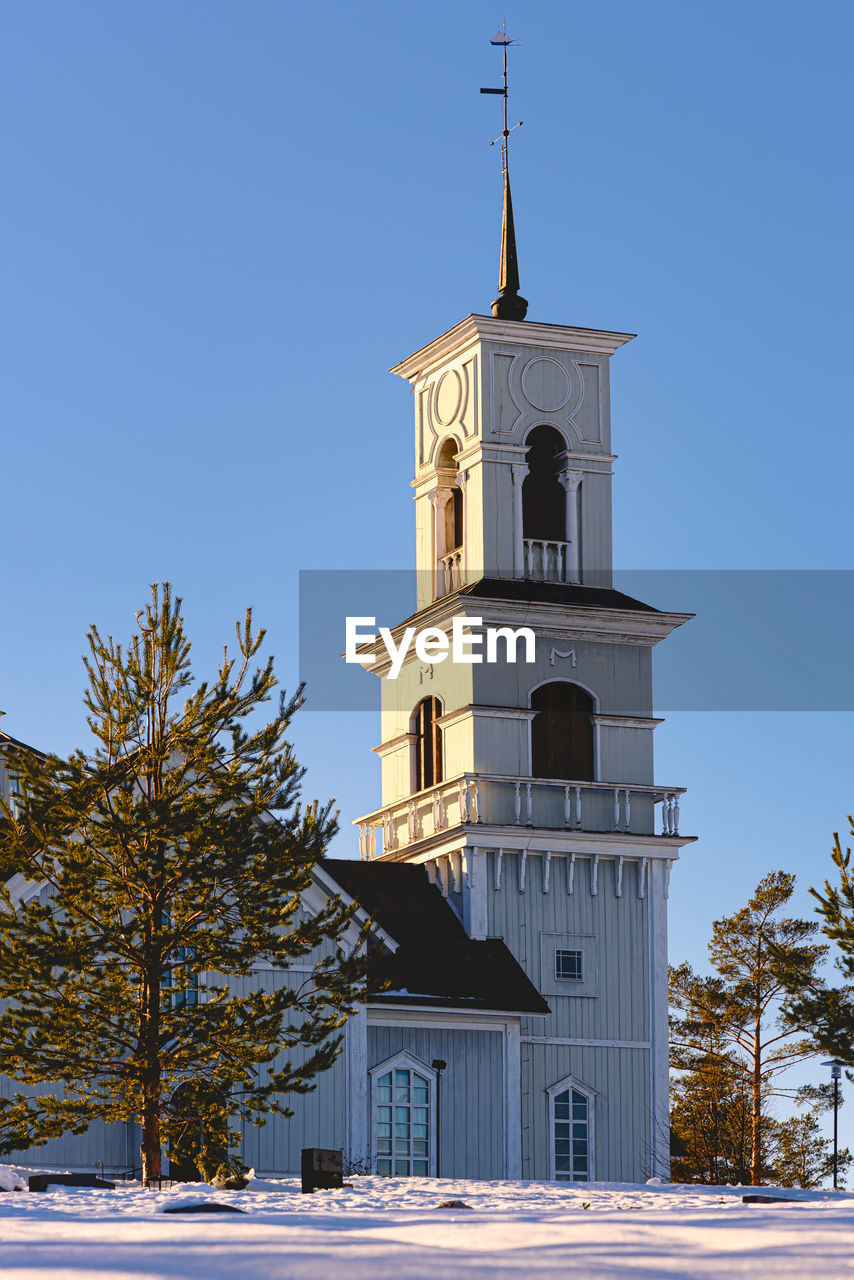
3, 2, 853, 1149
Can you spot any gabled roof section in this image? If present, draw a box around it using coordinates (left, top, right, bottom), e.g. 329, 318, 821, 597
321, 857, 549, 1016
0, 730, 44, 756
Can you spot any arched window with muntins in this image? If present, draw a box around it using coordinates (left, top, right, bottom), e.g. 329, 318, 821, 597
370, 1052, 437, 1177
413, 696, 443, 791
548, 1075, 596, 1182
523, 424, 566, 542
530, 681, 595, 781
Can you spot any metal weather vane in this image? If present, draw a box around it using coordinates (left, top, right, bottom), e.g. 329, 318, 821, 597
481, 26, 528, 321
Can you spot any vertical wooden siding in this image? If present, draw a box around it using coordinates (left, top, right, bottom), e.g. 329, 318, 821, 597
521, 1042, 651, 1181
487, 848, 653, 1181
486, 849, 650, 1042
0, 1067, 139, 1174
367, 1024, 505, 1180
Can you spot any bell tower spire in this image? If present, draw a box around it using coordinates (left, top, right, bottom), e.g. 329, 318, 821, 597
481, 27, 528, 321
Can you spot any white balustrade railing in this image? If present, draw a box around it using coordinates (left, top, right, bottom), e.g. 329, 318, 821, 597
523, 538, 575, 583
355, 773, 686, 860
439, 549, 463, 595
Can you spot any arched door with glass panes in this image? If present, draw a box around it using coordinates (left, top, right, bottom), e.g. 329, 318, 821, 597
372, 1055, 433, 1177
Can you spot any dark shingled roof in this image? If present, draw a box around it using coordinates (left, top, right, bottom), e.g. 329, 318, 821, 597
321, 858, 549, 1016
459, 577, 661, 613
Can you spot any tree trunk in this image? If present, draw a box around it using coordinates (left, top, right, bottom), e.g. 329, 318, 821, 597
139, 965, 162, 1184
141, 1084, 162, 1183
751, 1009, 762, 1184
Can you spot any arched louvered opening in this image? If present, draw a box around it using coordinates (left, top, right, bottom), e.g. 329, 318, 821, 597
412, 696, 443, 791
530, 681, 595, 782
523, 425, 566, 542
436, 438, 458, 469
436, 439, 463, 595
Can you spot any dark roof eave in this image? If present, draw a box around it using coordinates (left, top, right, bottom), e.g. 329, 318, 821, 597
369, 993, 549, 1016
0, 732, 45, 757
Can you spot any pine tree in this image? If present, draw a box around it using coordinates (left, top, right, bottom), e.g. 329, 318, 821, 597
670, 872, 826, 1185
0, 584, 371, 1182
669, 1017, 754, 1184
771, 1111, 852, 1189
780, 820, 854, 1064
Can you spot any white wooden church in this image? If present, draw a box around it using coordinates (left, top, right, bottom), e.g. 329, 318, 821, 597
0, 75, 694, 1183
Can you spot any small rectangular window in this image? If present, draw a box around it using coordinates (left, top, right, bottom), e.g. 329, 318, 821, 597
555, 948, 583, 982
8, 773, 21, 819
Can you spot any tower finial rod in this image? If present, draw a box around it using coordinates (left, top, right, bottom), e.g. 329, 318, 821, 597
480, 26, 528, 321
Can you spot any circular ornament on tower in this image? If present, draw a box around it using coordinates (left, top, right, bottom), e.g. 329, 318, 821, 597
521, 356, 571, 413
433, 369, 464, 427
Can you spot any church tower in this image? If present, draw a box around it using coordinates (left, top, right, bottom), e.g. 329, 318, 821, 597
354, 32, 695, 1182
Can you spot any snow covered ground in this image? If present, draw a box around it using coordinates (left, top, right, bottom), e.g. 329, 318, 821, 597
2, 1166, 854, 1279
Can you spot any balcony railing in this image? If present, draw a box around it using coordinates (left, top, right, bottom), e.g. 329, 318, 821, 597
439, 549, 463, 596
355, 772, 685, 860
523, 539, 577, 583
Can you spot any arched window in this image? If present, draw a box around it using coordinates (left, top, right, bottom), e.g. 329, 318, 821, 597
523, 424, 566, 542
530, 681, 595, 781
442, 483, 463, 553
370, 1051, 436, 1177
548, 1075, 596, 1181
436, 438, 458, 470
436, 439, 464, 595
413, 696, 443, 791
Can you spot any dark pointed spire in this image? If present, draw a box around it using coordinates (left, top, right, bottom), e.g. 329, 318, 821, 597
492, 168, 528, 320
481, 27, 528, 322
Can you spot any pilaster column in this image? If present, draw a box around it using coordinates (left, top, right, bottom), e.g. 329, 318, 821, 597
463, 845, 487, 939
558, 468, 583, 584
511, 463, 529, 578
504, 1019, 522, 1178
346, 1004, 368, 1166
648, 858, 671, 1179
428, 486, 453, 597
455, 470, 468, 582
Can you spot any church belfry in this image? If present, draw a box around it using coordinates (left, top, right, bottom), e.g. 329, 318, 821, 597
354, 28, 695, 1184
393, 313, 632, 609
